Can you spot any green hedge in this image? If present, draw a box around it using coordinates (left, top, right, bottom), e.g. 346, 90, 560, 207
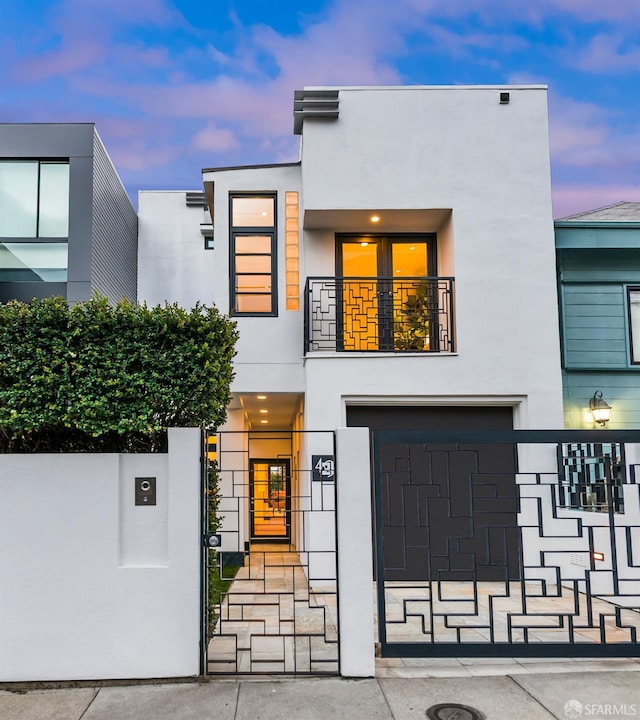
0, 296, 238, 452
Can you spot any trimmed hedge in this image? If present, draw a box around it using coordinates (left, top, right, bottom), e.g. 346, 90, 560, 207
0, 296, 238, 452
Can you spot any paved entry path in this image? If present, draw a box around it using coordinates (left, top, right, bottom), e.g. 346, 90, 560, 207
207, 544, 339, 674
2, 666, 640, 720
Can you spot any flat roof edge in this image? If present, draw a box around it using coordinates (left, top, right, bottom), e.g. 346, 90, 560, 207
202, 161, 301, 174
302, 84, 548, 91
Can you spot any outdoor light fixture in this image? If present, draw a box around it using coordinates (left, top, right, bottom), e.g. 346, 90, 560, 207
589, 391, 611, 426
592, 551, 605, 562
370, 215, 380, 223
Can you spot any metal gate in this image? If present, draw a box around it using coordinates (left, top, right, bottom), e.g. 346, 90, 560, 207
201, 430, 339, 674
373, 429, 640, 657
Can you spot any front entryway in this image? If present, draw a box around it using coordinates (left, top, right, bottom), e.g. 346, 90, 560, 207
202, 430, 339, 675
250, 459, 290, 542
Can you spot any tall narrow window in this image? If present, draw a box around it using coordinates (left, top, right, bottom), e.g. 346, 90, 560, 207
285, 191, 300, 310
230, 194, 276, 315
629, 288, 640, 363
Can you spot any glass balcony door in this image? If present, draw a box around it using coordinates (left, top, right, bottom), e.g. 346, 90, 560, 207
336, 235, 435, 351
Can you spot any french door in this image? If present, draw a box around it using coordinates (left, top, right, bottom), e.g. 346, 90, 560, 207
249, 459, 291, 542
336, 234, 436, 351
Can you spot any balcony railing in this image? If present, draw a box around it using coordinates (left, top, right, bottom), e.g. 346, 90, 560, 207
304, 276, 455, 354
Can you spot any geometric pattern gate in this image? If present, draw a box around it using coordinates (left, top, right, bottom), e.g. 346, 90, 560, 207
202, 430, 339, 675
373, 429, 640, 658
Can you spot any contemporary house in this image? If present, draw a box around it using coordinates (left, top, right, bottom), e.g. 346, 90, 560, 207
2, 89, 639, 682
139, 85, 564, 444
556, 201, 640, 428
0, 123, 137, 304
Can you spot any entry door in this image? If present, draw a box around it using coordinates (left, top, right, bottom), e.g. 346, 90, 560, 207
337, 235, 436, 351
250, 460, 291, 542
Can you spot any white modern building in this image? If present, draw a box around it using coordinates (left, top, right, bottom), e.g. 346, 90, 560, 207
139, 84, 565, 545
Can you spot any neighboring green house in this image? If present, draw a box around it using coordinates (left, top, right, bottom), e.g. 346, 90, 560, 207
556, 201, 640, 428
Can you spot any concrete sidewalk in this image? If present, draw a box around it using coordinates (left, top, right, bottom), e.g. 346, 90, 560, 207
2, 665, 640, 720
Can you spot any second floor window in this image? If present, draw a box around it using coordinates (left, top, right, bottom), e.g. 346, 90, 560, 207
230, 194, 277, 316
0, 160, 70, 238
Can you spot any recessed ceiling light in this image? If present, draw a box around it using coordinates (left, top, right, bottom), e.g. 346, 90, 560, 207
257, 395, 267, 400
261, 211, 268, 216
360, 242, 369, 247
410, 246, 415, 250
259, 409, 268, 414
370, 215, 381, 223
260, 419, 269, 424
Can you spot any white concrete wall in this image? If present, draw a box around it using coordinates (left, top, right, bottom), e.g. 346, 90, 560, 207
335, 427, 375, 677
0, 428, 201, 682
138, 192, 214, 308
201, 164, 305, 394
297, 85, 563, 432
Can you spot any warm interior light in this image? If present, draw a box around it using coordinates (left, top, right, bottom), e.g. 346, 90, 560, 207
257, 395, 267, 400
259, 409, 268, 414
370, 215, 380, 223
360, 242, 369, 247
589, 391, 611, 426
260, 419, 269, 424
592, 551, 605, 562
410, 246, 415, 250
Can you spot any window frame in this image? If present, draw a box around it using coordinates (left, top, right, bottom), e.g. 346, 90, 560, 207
229, 193, 278, 317
0, 159, 70, 239
627, 286, 640, 365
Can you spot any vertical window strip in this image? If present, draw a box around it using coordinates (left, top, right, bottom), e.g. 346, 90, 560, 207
629, 288, 640, 364
285, 191, 300, 311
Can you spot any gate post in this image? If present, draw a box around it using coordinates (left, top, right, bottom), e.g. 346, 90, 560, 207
335, 427, 376, 677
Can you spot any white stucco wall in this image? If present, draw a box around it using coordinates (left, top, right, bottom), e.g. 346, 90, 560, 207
138, 192, 214, 308
296, 85, 563, 431
0, 428, 201, 682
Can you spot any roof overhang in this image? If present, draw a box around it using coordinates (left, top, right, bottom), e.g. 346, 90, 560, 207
303, 208, 451, 233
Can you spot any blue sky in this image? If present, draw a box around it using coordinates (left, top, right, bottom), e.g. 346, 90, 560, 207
1, 0, 638, 217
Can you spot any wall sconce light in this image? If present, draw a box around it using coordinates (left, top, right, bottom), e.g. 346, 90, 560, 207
589, 391, 611, 426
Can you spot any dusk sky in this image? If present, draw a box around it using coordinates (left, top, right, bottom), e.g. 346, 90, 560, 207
1, 0, 638, 217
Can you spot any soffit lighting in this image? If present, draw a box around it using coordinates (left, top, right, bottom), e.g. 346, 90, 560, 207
259, 409, 268, 414
260, 419, 269, 424
257, 395, 267, 400
370, 215, 381, 223
589, 391, 611, 426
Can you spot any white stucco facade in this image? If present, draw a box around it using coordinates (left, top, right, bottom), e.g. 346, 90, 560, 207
0, 428, 201, 682
138, 85, 563, 435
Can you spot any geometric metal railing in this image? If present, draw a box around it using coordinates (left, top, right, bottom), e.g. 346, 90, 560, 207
373, 429, 640, 658
202, 430, 339, 675
304, 276, 455, 354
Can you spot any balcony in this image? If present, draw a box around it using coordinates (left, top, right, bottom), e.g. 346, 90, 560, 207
304, 276, 455, 354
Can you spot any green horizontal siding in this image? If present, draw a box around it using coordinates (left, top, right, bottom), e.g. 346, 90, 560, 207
563, 370, 640, 429
561, 283, 628, 368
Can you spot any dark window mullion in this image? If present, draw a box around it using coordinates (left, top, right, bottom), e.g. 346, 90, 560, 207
35, 161, 41, 238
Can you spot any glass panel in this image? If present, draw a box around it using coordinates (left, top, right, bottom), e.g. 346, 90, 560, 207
392, 243, 430, 351
232, 197, 274, 227
0, 162, 38, 237
235, 235, 272, 254
237, 295, 272, 313
252, 462, 287, 538
341, 241, 379, 349
341, 241, 378, 277
392, 242, 428, 277
235, 255, 271, 273
630, 290, 640, 362
0, 242, 68, 281
39, 163, 69, 237
236, 275, 271, 292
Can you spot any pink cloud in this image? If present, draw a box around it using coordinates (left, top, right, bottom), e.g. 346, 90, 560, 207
569, 34, 640, 73
192, 125, 240, 152
553, 184, 640, 219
